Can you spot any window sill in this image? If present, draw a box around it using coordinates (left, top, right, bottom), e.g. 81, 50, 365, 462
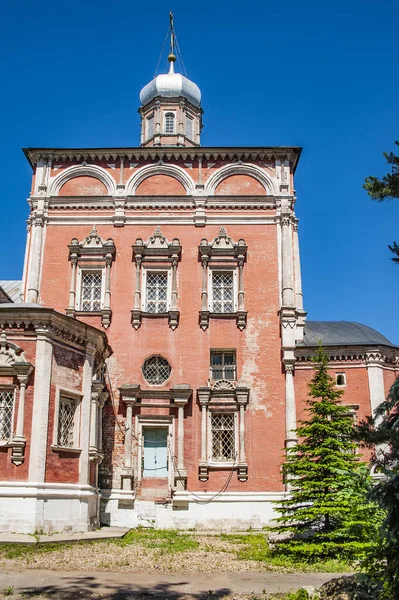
199, 461, 248, 482
131, 309, 179, 330
66, 308, 112, 329
199, 310, 247, 331
51, 445, 82, 454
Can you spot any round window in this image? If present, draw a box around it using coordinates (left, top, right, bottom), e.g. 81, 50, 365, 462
142, 355, 171, 385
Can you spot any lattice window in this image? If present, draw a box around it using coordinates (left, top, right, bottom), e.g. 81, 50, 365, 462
57, 396, 77, 448
211, 351, 236, 380
212, 272, 234, 313
0, 389, 14, 442
142, 355, 171, 385
80, 271, 102, 312
146, 272, 168, 313
211, 413, 235, 461
165, 113, 175, 134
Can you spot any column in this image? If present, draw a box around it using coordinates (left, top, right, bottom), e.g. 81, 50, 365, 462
201, 257, 208, 311
134, 257, 142, 311
104, 256, 112, 310
79, 344, 95, 485
14, 373, 30, 440
238, 258, 245, 311
198, 388, 210, 480
171, 386, 191, 489
171, 259, 178, 310
124, 401, 134, 468
239, 403, 246, 464
285, 364, 297, 449
89, 390, 99, 453
366, 352, 386, 417
68, 256, 78, 311
293, 222, 303, 311
27, 216, 44, 304
28, 331, 53, 482
281, 215, 295, 308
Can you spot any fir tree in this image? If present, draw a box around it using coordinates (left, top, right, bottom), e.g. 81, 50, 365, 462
355, 377, 399, 599
364, 141, 399, 263
273, 344, 380, 561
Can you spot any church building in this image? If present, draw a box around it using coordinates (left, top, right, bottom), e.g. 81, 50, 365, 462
0, 31, 398, 533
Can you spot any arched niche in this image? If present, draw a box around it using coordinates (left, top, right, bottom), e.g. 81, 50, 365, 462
135, 174, 186, 196
215, 174, 266, 195
59, 176, 108, 196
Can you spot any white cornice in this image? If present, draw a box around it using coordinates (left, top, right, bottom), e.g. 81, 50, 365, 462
23, 146, 302, 171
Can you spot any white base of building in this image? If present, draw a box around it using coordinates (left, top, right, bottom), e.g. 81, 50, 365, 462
100, 490, 287, 530
0, 482, 99, 534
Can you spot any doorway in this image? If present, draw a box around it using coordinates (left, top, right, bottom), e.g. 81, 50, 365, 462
142, 427, 168, 478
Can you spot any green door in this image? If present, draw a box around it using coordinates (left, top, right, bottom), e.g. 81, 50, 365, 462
143, 427, 168, 478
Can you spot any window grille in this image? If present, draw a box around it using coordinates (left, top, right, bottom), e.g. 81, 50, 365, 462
142, 355, 171, 385
212, 272, 234, 313
57, 396, 77, 448
165, 113, 175, 134
146, 272, 168, 313
211, 351, 236, 380
80, 271, 102, 312
186, 115, 193, 139
147, 115, 154, 139
0, 389, 14, 442
211, 413, 235, 461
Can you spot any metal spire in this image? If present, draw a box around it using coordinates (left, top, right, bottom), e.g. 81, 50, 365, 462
168, 12, 176, 74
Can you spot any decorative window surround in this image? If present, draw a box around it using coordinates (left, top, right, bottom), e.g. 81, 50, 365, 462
67, 226, 116, 329
197, 383, 249, 481
131, 226, 181, 330
0, 332, 34, 466
119, 384, 192, 491
335, 373, 347, 387
52, 386, 84, 453
199, 227, 247, 330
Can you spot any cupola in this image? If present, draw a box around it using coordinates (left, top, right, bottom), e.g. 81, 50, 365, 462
139, 15, 203, 147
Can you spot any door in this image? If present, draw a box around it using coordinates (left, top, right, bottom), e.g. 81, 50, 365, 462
142, 427, 168, 478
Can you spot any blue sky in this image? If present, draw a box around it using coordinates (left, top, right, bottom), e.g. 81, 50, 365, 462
0, 0, 398, 342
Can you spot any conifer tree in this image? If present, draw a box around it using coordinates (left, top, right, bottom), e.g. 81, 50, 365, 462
355, 377, 399, 599
273, 344, 379, 561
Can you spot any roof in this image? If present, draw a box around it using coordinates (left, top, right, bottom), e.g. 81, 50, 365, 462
0, 281, 22, 303
299, 321, 396, 348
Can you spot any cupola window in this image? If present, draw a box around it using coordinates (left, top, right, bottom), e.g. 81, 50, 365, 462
186, 115, 193, 139
164, 112, 175, 134
146, 115, 154, 140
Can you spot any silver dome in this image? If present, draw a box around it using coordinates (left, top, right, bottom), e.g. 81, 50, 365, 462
140, 63, 201, 108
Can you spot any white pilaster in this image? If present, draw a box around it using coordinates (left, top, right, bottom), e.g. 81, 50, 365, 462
26, 216, 45, 304
28, 332, 53, 482
79, 345, 94, 485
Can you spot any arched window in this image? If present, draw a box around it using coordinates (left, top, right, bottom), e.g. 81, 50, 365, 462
336, 373, 346, 386
164, 112, 175, 134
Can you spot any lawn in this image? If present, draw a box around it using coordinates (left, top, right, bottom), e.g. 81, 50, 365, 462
0, 529, 352, 575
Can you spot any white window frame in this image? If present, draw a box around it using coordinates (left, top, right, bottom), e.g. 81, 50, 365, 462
135, 416, 174, 489
208, 267, 238, 313
210, 350, 237, 381
208, 410, 238, 466
335, 372, 347, 387
0, 386, 16, 445
75, 267, 106, 312
146, 114, 154, 140
164, 111, 176, 134
186, 114, 194, 139
52, 386, 84, 450
141, 268, 172, 313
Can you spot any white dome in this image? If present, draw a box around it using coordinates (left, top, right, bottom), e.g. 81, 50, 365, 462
140, 66, 201, 108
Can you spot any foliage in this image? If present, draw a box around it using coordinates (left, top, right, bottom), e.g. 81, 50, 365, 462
272, 344, 380, 561
355, 376, 399, 600
363, 141, 399, 263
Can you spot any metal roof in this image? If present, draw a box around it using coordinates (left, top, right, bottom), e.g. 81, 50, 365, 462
300, 321, 396, 348
0, 281, 22, 303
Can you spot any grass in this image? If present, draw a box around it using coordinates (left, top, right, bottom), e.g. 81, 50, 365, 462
220, 533, 351, 573
111, 527, 199, 553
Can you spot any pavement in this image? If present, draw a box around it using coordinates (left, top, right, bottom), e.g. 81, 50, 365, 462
0, 569, 351, 598
0, 527, 129, 545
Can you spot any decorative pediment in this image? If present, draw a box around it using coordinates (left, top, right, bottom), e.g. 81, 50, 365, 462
133, 226, 181, 259
199, 227, 247, 260
69, 225, 115, 258
0, 333, 33, 377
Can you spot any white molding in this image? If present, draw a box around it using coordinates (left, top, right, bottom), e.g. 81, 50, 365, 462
48, 165, 117, 197
204, 163, 276, 196
126, 164, 195, 196
173, 491, 288, 503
